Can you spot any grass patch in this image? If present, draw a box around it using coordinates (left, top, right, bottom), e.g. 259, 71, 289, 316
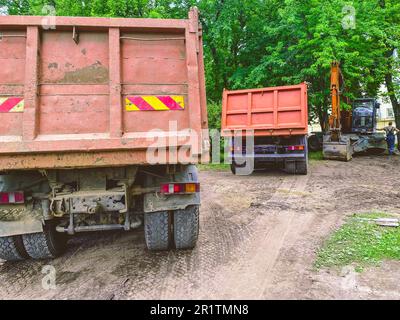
309, 150, 324, 161
315, 213, 400, 271
198, 163, 230, 171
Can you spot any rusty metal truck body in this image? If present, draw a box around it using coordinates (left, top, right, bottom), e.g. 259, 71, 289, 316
0, 8, 209, 261
221, 84, 309, 175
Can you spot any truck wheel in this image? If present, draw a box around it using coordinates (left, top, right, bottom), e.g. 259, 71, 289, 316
0, 235, 29, 261
174, 205, 199, 250
295, 161, 308, 175
22, 222, 67, 259
144, 211, 171, 251
308, 134, 321, 152
284, 161, 296, 174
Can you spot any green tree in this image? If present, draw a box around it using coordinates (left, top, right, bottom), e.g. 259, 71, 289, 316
377, 0, 400, 128
227, 0, 393, 130
0, 0, 31, 14
0, 0, 398, 130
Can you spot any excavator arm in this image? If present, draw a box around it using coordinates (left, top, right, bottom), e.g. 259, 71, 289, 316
322, 61, 353, 161
329, 61, 341, 141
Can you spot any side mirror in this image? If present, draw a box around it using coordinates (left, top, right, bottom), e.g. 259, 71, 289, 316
375, 102, 381, 109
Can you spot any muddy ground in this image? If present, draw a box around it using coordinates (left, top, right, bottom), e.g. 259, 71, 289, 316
1, 156, 400, 300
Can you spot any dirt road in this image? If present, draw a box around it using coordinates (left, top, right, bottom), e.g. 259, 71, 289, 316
1, 156, 400, 300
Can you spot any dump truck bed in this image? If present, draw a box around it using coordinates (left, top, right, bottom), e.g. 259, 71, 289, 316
0, 11, 208, 170
221, 83, 308, 136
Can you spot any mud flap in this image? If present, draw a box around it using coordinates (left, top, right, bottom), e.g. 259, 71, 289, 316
0, 204, 44, 237
0, 218, 43, 237
144, 193, 200, 213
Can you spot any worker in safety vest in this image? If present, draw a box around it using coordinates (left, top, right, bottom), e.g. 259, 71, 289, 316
380, 122, 400, 155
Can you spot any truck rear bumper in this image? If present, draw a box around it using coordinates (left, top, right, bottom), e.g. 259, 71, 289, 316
0, 149, 209, 171
229, 154, 306, 161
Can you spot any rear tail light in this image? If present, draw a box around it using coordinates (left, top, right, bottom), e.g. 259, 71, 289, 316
160, 183, 200, 195
0, 192, 25, 204
287, 145, 305, 151
230, 146, 243, 152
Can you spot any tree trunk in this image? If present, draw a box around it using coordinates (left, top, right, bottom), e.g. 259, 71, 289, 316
386, 75, 400, 151
385, 72, 400, 150
317, 105, 328, 133
385, 72, 400, 126
317, 94, 329, 133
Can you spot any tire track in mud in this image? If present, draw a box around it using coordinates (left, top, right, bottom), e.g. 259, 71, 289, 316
260, 165, 343, 299
121, 172, 278, 299
255, 174, 311, 298
263, 156, 400, 299
123, 177, 258, 299
152, 171, 314, 299
0, 260, 44, 299
205, 173, 312, 299
268, 160, 373, 298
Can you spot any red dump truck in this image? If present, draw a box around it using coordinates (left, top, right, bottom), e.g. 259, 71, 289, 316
0, 8, 209, 261
222, 84, 308, 175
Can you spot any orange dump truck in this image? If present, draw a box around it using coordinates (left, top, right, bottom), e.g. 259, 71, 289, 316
222, 84, 308, 175
0, 8, 209, 261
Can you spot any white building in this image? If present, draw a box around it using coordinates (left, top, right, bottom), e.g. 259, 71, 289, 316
377, 86, 396, 129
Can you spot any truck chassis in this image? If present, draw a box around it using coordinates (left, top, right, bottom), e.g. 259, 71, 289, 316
0, 164, 200, 261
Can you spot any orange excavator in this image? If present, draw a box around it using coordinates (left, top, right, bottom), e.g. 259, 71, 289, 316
322, 61, 386, 161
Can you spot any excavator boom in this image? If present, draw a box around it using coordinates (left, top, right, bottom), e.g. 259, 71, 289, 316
329, 61, 341, 140
322, 61, 353, 161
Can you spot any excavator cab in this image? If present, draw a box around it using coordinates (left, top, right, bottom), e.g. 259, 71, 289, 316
351, 98, 386, 155
352, 98, 380, 134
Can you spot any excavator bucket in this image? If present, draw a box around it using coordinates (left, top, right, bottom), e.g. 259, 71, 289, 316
323, 135, 353, 161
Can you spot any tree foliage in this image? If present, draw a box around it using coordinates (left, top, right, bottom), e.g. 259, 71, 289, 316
0, 0, 398, 129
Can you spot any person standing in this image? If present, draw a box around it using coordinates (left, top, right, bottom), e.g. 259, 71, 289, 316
382, 122, 400, 155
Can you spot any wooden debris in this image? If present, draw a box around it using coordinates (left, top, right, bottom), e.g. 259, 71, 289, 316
356, 217, 399, 227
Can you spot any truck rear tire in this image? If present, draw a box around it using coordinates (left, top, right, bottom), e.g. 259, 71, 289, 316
308, 134, 322, 152
295, 160, 308, 175
174, 205, 199, 250
0, 235, 29, 261
144, 211, 171, 251
284, 161, 296, 174
22, 222, 67, 259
